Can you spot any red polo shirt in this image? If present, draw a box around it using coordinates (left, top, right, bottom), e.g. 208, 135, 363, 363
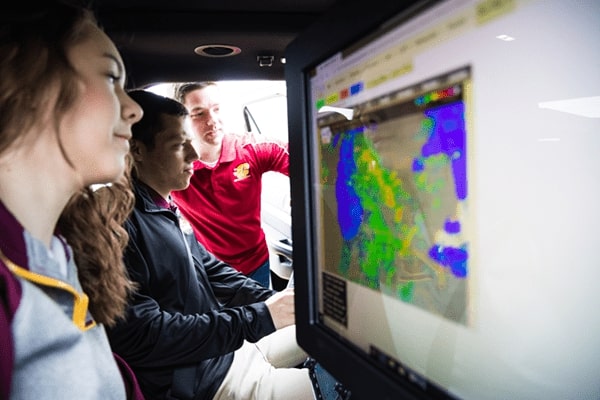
171, 133, 289, 275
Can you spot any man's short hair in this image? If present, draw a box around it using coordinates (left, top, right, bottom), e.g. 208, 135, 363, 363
128, 90, 188, 150
172, 81, 216, 104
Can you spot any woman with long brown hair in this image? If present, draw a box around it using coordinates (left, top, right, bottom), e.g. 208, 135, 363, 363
0, 1, 144, 398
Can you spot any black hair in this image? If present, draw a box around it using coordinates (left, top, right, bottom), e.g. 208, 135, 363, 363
128, 90, 188, 150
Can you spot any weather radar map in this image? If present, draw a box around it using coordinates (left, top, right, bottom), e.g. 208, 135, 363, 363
317, 71, 470, 324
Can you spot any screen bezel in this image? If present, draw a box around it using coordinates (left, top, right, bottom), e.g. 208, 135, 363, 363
284, 1, 451, 399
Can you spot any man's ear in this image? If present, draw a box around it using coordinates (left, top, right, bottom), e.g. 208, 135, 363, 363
130, 139, 144, 162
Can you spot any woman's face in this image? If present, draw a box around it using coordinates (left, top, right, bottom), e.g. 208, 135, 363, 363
60, 21, 142, 187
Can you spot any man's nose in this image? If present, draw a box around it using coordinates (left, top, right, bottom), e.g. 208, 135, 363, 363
204, 116, 216, 128
186, 143, 199, 160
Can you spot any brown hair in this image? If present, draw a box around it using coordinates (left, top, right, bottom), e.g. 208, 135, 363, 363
1, 1, 135, 327
173, 81, 217, 104
58, 160, 136, 327
1, 3, 90, 158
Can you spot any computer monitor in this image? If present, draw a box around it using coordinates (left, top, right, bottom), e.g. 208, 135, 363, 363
285, 0, 600, 399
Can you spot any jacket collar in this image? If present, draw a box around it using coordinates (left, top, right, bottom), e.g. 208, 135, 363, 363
133, 179, 178, 217
0, 200, 28, 269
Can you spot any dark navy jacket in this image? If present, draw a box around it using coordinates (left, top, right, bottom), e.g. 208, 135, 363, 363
107, 180, 277, 400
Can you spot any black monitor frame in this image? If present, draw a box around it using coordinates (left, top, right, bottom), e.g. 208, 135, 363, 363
286, 0, 600, 399
285, 1, 449, 399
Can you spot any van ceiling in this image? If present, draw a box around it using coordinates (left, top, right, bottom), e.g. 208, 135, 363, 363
93, 0, 337, 88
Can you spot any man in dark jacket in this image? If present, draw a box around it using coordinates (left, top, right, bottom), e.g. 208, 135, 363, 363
106, 90, 323, 400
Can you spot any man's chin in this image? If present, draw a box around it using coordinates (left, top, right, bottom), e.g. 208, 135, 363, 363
177, 180, 192, 191
203, 131, 224, 144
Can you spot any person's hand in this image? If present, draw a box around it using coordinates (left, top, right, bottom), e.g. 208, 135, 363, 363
264, 288, 295, 330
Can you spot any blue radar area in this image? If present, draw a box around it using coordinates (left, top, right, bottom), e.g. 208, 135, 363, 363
336, 128, 364, 241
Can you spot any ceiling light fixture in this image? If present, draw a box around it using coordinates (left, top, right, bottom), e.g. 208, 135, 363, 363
194, 45, 241, 58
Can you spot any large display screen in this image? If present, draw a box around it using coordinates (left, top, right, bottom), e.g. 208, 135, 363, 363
286, 0, 600, 398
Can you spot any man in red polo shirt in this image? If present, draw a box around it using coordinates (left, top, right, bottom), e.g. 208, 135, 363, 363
171, 82, 289, 287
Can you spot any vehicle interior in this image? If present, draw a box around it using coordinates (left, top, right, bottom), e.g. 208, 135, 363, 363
93, 0, 336, 290
91, 1, 600, 399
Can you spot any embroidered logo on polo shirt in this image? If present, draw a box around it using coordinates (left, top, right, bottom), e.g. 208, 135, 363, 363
233, 162, 250, 182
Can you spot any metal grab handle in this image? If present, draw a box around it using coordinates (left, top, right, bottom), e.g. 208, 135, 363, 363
269, 238, 293, 260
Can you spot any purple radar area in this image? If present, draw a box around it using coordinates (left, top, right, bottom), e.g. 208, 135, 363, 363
422, 102, 467, 200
